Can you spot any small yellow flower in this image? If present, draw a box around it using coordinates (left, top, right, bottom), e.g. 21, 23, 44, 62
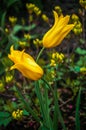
24, 34, 31, 40
5, 72, 13, 83
71, 14, 79, 21
80, 67, 86, 74
12, 109, 23, 120
79, 0, 86, 9
41, 14, 49, 23
9, 16, 17, 24
43, 11, 74, 48
50, 70, 56, 78
50, 59, 56, 67
52, 53, 56, 59
54, 6, 62, 15
33, 7, 41, 16
50, 52, 64, 66
8, 46, 44, 80
33, 38, 42, 46
5, 28, 9, 34
26, 3, 35, 13
18, 41, 27, 46
56, 53, 64, 62
72, 21, 82, 35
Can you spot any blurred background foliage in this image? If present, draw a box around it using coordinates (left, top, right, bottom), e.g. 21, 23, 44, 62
0, 0, 86, 130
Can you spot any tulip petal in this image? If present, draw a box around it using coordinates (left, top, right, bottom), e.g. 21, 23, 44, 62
10, 63, 43, 80
8, 46, 44, 80
43, 11, 74, 48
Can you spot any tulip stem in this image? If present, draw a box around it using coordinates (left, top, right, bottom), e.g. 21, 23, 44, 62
36, 47, 45, 62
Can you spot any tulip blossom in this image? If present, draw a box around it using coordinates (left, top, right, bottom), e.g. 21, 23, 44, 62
8, 46, 43, 80
43, 11, 74, 48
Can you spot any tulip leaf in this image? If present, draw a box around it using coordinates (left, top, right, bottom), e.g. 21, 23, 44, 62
75, 87, 82, 130
39, 125, 49, 130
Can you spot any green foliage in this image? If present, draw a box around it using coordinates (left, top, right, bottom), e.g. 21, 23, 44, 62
75, 87, 82, 130
75, 47, 86, 55
0, 0, 86, 129
29, 0, 43, 10
0, 111, 12, 127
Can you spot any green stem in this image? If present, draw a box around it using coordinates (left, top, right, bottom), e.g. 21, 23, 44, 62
54, 89, 67, 130
35, 81, 53, 129
36, 47, 45, 62
41, 78, 67, 130
14, 85, 40, 123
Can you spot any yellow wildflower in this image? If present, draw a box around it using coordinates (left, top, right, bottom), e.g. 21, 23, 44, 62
50, 70, 56, 78
80, 67, 86, 74
79, 0, 86, 9
50, 59, 56, 67
43, 11, 74, 48
33, 7, 41, 16
73, 21, 82, 35
33, 38, 42, 46
50, 52, 64, 66
54, 6, 62, 15
5, 72, 13, 83
12, 109, 23, 120
26, 3, 35, 13
24, 34, 31, 40
9, 16, 17, 24
5, 28, 9, 34
18, 41, 27, 46
41, 14, 49, 23
71, 14, 79, 21
8, 46, 44, 80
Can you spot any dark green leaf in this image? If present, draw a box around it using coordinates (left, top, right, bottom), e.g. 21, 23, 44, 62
7, 0, 19, 8
0, 117, 12, 127
23, 109, 29, 116
75, 87, 82, 130
1, 11, 6, 28
0, 111, 10, 117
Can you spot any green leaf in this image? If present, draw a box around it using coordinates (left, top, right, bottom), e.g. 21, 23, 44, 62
0, 111, 12, 127
12, 24, 36, 35
7, 0, 19, 8
23, 109, 29, 116
75, 87, 82, 130
0, 62, 5, 75
24, 24, 36, 31
74, 66, 80, 72
14, 85, 40, 122
39, 125, 49, 130
1, 11, 7, 28
0, 117, 12, 127
12, 25, 23, 35
75, 47, 86, 55
0, 111, 10, 117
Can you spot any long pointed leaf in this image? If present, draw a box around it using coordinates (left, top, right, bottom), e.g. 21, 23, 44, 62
75, 87, 82, 130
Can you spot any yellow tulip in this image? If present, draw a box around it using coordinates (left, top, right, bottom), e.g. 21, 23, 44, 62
8, 46, 44, 80
43, 11, 74, 48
